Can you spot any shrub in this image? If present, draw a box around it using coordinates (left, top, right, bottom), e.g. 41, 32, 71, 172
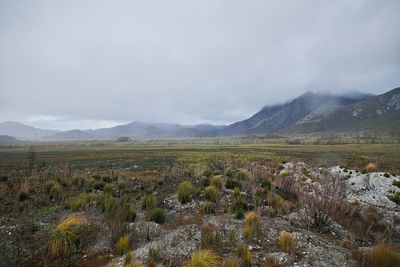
125, 251, 132, 264
203, 170, 212, 177
205, 186, 218, 202
116, 234, 129, 255
384, 173, 391, 178
233, 194, 248, 212
104, 194, 118, 220
235, 209, 245, 220
201, 177, 211, 187
204, 201, 216, 214
70, 193, 88, 211
243, 212, 259, 241
185, 249, 221, 267
259, 177, 271, 190
126, 206, 136, 222
18, 191, 29, 202
392, 180, 400, 188
104, 183, 114, 195
210, 177, 222, 190
201, 222, 223, 254
49, 183, 62, 200
237, 244, 252, 267
226, 179, 242, 190
45, 180, 56, 194
142, 193, 157, 210
178, 181, 194, 204
150, 208, 166, 224
235, 171, 247, 181
92, 180, 106, 191
366, 163, 378, 173
278, 231, 296, 255
48, 215, 84, 257
361, 242, 400, 267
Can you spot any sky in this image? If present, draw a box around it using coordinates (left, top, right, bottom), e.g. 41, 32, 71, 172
1, 0, 400, 130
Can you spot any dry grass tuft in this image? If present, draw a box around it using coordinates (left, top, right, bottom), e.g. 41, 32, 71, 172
185, 249, 222, 267
116, 234, 130, 255
366, 163, 378, 173
361, 242, 400, 267
48, 215, 84, 257
278, 231, 296, 256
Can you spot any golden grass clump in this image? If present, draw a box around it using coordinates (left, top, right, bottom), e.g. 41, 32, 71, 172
48, 215, 84, 257
243, 212, 259, 241
366, 163, 378, 173
205, 186, 218, 202
185, 250, 222, 267
116, 234, 130, 255
362, 242, 400, 267
278, 231, 296, 256
236, 244, 252, 267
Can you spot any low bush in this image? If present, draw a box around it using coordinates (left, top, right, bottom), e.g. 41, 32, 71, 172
392, 180, 400, 188
243, 212, 259, 241
278, 231, 296, 255
45, 180, 56, 194
210, 177, 222, 190
150, 208, 166, 224
235, 208, 245, 220
178, 181, 194, 204
116, 234, 129, 255
360, 242, 400, 267
201, 177, 211, 187
203, 170, 212, 177
204, 201, 216, 214
18, 191, 28, 202
205, 186, 218, 202
236, 244, 252, 267
366, 163, 378, 173
185, 249, 221, 267
104, 183, 114, 195
200, 222, 223, 254
235, 171, 247, 181
126, 206, 136, 222
141, 193, 157, 211
259, 177, 271, 190
70, 193, 89, 211
49, 183, 62, 200
48, 215, 84, 257
226, 179, 242, 190
92, 180, 106, 191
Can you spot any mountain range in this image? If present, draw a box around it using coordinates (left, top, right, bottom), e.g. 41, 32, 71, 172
1, 87, 399, 140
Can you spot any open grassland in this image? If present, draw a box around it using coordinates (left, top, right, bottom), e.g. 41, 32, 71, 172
1, 138, 399, 174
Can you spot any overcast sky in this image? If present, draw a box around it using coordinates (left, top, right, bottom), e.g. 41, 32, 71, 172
1, 1, 400, 130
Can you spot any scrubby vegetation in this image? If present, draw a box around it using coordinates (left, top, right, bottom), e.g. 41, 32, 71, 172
1, 139, 400, 266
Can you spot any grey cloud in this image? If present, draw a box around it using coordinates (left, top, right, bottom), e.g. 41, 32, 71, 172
1, 0, 399, 129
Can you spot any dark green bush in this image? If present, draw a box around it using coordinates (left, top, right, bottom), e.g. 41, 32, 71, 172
235, 171, 247, 181
259, 177, 271, 190
201, 177, 211, 187
92, 180, 106, 191
126, 207, 136, 222
203, 170, 212, 177
150, 208, 166, 224
18, 191, 28, 202
393, 180, 400, 188
235, 208, 245, 219
384, 173, 391, 178
226, 179, 242, 190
